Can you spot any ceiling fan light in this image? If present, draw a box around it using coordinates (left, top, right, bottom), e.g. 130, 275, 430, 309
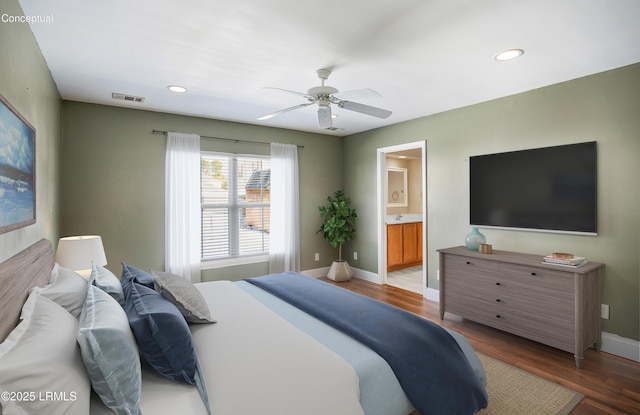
495, 49, 524, 61
318, 105, 332, 129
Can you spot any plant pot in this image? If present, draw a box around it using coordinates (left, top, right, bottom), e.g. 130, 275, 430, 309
327, 260, 354, 282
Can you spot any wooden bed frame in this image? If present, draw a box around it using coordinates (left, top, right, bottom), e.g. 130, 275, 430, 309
0, 239, 54, 342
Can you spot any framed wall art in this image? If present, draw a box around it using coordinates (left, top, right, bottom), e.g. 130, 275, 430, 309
0, 94, 35, 234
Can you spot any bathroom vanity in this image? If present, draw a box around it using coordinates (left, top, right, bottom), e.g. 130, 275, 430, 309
387, 217, 423, 272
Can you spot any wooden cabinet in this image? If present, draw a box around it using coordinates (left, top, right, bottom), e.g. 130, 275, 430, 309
387, 222, 422, 271
438, 246, 603, 368
387, 224, 404, 269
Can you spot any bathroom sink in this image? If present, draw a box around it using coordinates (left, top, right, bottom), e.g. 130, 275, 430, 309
386, 214, 423, 224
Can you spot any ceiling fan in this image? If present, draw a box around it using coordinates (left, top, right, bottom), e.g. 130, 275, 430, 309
257, 69, 392, 129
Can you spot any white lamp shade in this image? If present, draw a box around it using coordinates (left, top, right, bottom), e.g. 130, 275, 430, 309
55, 235, 107, 271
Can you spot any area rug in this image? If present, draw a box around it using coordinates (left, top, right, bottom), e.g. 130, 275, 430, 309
477, 353, 584, 415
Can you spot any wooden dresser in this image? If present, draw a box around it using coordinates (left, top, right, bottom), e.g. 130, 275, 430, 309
438, 246, 603, 368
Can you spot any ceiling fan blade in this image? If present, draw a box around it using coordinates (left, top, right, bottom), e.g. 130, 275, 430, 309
318, 105, 332, 129
257, 102, 314, 121
337, 100, 392, 119
332, 88, 381, 101
263, 87, 315, 101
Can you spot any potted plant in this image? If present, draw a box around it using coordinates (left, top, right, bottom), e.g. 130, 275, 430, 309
317, 190, 357, 281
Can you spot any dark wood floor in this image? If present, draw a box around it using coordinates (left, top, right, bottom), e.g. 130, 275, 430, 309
320, 277, 640, 415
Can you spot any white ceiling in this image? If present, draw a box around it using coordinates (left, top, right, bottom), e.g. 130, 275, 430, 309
18, 0, 640, 137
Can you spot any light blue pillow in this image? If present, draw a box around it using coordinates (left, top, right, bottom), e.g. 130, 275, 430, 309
91, 261, 125, 306
78, 284, 142, 415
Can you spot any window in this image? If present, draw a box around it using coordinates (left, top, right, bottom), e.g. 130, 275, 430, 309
201, 152, 270, 261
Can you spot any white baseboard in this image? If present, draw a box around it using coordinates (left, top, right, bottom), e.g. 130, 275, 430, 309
300, 267, 330, 279
601, 332, 640, 362
352, 268, 380, 283
424, 287, 439, 302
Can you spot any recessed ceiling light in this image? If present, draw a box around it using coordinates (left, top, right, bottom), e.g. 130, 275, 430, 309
495, 49, 524, 61
167, 85, 187, 93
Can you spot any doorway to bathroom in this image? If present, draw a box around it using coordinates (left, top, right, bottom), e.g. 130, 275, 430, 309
376, 141, 426, 296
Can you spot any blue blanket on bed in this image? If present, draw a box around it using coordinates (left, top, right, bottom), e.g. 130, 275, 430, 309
246, 272, 488, 415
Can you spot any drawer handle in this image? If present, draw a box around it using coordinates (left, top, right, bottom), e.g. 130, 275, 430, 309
496, 315, 501, 318
496, 282, 501, 286
531, 272, 537, 276
466, 261, 471, 265
496, 299, 501, 302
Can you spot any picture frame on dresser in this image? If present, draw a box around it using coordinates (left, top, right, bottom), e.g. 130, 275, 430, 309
0, 94, 36, 235
438, 246, 603, 368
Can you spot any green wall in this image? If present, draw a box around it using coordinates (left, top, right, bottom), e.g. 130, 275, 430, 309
342, 63, 640, 341
0, 0, 62, 262
61, 65, 639, 341
61, 102, 343, 280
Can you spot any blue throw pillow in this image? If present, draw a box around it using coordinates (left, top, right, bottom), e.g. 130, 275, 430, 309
121, 262, 155, 289
121, 272, 197, 384
78, 284, 142, 415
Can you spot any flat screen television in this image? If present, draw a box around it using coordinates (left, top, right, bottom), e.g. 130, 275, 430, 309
470, 141, 597, 235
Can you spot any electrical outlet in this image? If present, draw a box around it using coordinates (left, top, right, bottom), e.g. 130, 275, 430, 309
353, 252, 358, 260
314, 253, 319, 261
601, 304, 610, 319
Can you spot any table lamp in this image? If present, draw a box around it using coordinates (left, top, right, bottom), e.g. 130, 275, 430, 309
55, 235, 107, 279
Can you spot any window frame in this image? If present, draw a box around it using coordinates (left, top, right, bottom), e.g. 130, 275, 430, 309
200, 151, 270, 267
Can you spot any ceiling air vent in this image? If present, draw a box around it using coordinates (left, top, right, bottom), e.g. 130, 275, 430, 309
112, 93, 145, 103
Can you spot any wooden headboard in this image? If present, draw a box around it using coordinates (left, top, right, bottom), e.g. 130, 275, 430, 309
0, 239, 55, 342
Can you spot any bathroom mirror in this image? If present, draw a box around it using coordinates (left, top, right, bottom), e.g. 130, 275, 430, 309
387, 167, 407, 207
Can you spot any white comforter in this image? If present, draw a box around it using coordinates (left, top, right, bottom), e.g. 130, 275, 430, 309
91, 281, 364, 415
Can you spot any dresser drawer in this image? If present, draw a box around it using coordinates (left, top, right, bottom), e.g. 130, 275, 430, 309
445, 293, 498, 327
495, 308, 574, 352
445, 254, 501, 279
500, 263, 573, 289
496, 263, 574, 317
496, 294, 574, 327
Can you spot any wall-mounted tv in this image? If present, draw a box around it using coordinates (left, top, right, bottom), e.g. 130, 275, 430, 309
470, 141, 597, 235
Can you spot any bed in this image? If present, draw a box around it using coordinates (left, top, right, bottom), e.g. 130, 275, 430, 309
0, 239, 488, 415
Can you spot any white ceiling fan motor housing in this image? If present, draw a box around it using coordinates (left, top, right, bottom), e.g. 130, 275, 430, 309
307, 85, 339, 98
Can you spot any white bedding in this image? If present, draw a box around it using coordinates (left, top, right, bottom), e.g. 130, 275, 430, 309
91, 281, 364, 415
236, 280, 415, 415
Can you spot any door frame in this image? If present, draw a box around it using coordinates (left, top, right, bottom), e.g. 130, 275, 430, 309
376, 141, 427, 296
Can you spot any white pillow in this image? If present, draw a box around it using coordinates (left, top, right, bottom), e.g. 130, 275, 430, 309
38, 263, 88, 318
0, 291, 90, 415
78, 284, 142, 415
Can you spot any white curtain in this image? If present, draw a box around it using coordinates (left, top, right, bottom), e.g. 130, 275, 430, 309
269, 143, 300, 273
165, 132, 201, 282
